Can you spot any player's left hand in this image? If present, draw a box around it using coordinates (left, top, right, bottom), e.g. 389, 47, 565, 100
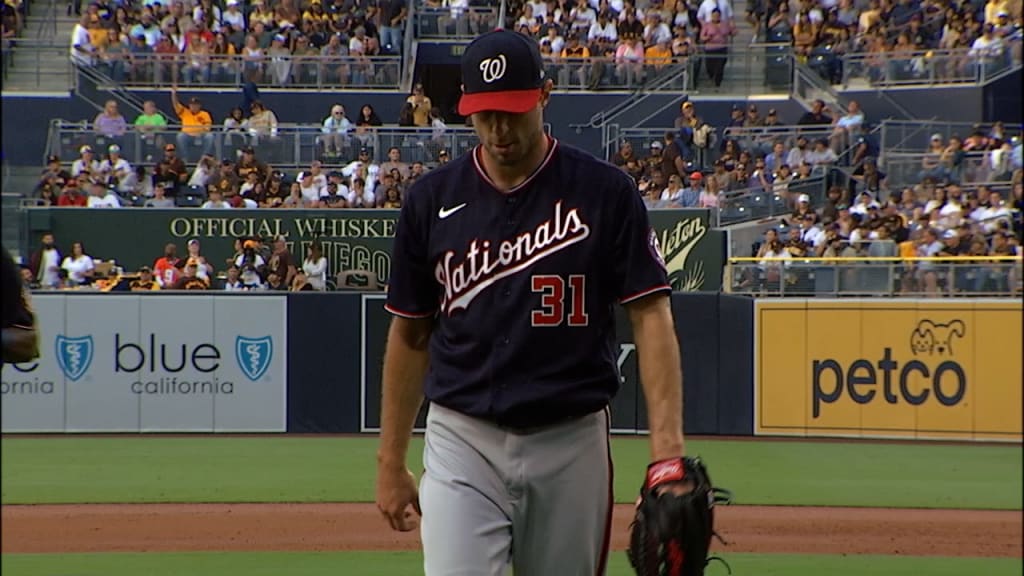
375, 464, 422, 532
626, 457, 733, 576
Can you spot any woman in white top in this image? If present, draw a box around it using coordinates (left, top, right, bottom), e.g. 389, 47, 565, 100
302, 242, 328, 291
61, 241, 95, 286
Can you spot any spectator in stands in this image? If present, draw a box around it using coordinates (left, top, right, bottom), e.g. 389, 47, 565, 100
237, 146, 270, 182
151, 243, 181, 287
133, 100, 168, 159
806, 138, 838, 168
160, 144, 189, 190
785, 135, 811, 168
170, 262, 209, 290
129, 266, 160, 291
29, 233, 62, 290
200, 188, 232, 209
170, 88, 214, 162
321, 104, 352, 159
70, 13, 96, 66
247, 100, 280, 146
380, 146, 410, 180
86, 181, 122, 208
798, 100, 832, 125
660, 173, 686, 205
406, 83, 433, 127
93, 101, 128, 149
830, 100, 864, 154
57, 179, 88, 207
36, 155, 72, 197
61, 241, 95, 286
71, 145, 99, 178
144, 185, 175, 207
98, 144, 135, 193
849, 156, 887, 198
266, 236, 297, 288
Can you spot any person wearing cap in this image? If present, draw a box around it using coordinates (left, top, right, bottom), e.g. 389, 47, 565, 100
70, 13, 96, 67
37, 155, 72, 197
377, 29, 689, 576
222, 0, 246, 31
129, 267, 161, 291
98, 143, 135, 193
642, 140, 664, 175
170, 86, 214, 162
86, 180, 122, 208
71, 145, 100, 178
342, 147, 381, 195
184, 238, 215, 283
57, 179, 88, 207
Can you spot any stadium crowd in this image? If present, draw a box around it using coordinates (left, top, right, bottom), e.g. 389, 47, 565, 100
33, 83, 453, 209
68, 0, 408, 86
61, 0, 1024, 91
20, 232, 355, 291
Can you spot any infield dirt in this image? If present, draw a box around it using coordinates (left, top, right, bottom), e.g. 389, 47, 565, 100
2, 503, 1021, 557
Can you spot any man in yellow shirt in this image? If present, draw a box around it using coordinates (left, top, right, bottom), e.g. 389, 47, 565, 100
129, 266, 161, 291
644, 39, 673, 73
171, 87, 215, 162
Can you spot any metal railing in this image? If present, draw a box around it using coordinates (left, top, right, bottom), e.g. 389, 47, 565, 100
415, 6, 499, 39
73, 52, 403, 90
839, 43, 1023, 88
714, 176, 828, 226
878, 119, 1023, 155
0, 39, 75, 87
879, 151, 1016, 187
726, 256, 1023, 297
49, 120, 478, 167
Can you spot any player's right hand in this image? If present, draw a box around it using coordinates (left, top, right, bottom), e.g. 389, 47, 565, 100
375, 465, 421, 532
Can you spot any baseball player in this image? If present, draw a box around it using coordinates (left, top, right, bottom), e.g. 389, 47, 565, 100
375, 30, 693, 575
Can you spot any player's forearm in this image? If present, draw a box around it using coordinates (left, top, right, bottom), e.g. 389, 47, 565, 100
630, 297, 685, 461
377, 318, 431, 470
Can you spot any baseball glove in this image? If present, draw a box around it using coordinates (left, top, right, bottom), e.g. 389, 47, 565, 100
627, 456, 732, 576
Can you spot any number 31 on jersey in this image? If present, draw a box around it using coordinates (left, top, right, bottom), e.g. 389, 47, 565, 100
531, 274, 588, 327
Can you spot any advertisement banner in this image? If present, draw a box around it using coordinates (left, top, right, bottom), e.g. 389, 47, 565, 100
755, 299, 1023, 441
1, 294, 287, 433
28, 208, 723, 290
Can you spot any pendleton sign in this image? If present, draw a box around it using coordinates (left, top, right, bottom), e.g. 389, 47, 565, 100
26, 208, 723, 290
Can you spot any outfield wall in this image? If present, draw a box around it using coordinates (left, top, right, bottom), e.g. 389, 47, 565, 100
1, 292, 753, 435
5, 294, 1019, 441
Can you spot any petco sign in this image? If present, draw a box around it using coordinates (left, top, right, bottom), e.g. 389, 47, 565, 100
1, 294, 287, 433
755, 299, 1022, 442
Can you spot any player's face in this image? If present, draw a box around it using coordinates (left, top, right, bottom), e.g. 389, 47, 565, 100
471, 83, 551, 168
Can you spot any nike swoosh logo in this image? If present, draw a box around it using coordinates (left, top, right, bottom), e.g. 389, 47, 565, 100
438, 203, 467, 219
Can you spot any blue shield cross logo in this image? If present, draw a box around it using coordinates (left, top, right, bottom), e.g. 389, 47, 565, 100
55, 335, 94, 381
235, 336, 273, 381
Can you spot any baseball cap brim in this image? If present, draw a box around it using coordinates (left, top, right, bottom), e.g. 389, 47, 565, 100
458, 88, 541, 116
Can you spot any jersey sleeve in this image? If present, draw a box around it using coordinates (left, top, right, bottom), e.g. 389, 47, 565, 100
610, 174, 672, 304
385, 184, 439, 318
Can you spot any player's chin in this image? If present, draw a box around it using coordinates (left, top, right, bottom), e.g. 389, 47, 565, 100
487, 143, 522, 164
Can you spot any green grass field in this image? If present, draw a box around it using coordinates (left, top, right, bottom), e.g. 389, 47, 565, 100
2, 436, 1022, 576
2, 551, 1021, 576
2, 437, 1021, 508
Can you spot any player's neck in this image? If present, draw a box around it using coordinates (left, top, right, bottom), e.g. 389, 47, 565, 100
479, 134, 551, 192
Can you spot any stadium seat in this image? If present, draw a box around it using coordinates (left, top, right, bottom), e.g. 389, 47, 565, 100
175, 185, 206, 207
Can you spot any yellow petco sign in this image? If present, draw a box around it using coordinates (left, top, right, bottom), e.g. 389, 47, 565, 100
755, 299, 1022, 441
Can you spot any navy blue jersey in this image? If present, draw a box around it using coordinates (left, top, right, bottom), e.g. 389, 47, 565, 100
385, 139, 670, 429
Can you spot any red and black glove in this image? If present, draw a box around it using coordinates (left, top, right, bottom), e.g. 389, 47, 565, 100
627, 456, 732, 576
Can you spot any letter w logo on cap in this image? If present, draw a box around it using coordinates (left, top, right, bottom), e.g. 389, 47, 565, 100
479, 54, 507, 83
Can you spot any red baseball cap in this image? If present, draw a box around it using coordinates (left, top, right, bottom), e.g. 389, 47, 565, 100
458, 30, 546, 116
